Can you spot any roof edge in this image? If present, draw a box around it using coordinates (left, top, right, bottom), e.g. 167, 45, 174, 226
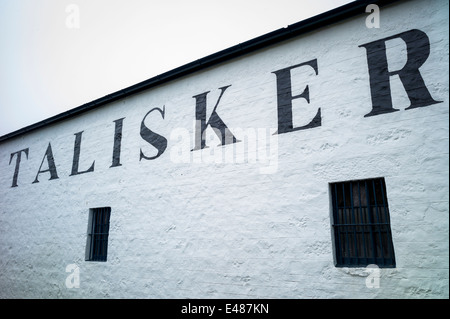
0, 0, 403, 142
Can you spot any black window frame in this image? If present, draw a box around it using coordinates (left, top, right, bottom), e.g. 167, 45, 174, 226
330, 178, 396, 268
86, 207, 111, 262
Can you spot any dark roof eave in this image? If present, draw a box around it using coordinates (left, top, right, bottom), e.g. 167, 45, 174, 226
0, 0, 402, 142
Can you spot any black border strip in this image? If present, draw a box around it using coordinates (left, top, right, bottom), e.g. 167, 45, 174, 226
0, 299, 446, 315
0, 0, 403, 142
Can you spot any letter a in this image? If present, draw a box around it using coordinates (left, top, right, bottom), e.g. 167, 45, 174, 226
65, 4, 80, 29
365, 4, 380, 29
65, 264, 80, 289
33, 143, 59, 184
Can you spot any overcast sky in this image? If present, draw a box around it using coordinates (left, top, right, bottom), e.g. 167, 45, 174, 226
0, 0, 354, 137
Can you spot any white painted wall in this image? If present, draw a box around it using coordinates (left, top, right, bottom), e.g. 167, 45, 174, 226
0, 0, 448, 298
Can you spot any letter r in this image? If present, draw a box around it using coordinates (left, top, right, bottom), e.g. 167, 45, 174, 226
359, 29, 442, 117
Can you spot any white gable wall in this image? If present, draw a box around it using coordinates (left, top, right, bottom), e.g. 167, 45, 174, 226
0, 0, 448, 298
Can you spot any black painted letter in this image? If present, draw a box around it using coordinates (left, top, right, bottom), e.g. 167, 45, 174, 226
33, 143, 59, 184
359, 29, 442, 117
272, 59, 321, 134
9, 148, 29, 187
140, 107, 167, 161
192, 85, 240, 150
70, 131, 95, 176
111, 118, 125, 168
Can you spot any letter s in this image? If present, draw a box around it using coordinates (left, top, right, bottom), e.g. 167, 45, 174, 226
139, 106, 167, 160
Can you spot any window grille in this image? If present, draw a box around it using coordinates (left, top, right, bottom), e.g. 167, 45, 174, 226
86, 207, 111, 262
330, 178, 395, 267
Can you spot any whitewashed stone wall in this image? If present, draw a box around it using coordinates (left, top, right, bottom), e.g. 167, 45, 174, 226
0, 0, 448, 298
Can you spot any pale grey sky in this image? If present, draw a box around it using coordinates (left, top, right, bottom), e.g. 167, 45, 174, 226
0, 0, 354, 137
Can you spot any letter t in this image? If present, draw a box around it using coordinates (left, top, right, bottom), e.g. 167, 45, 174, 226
9, 148, 29, 187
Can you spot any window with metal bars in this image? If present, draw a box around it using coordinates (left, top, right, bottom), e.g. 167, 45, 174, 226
330, 178, 395, 268
86, 207, 111, 262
